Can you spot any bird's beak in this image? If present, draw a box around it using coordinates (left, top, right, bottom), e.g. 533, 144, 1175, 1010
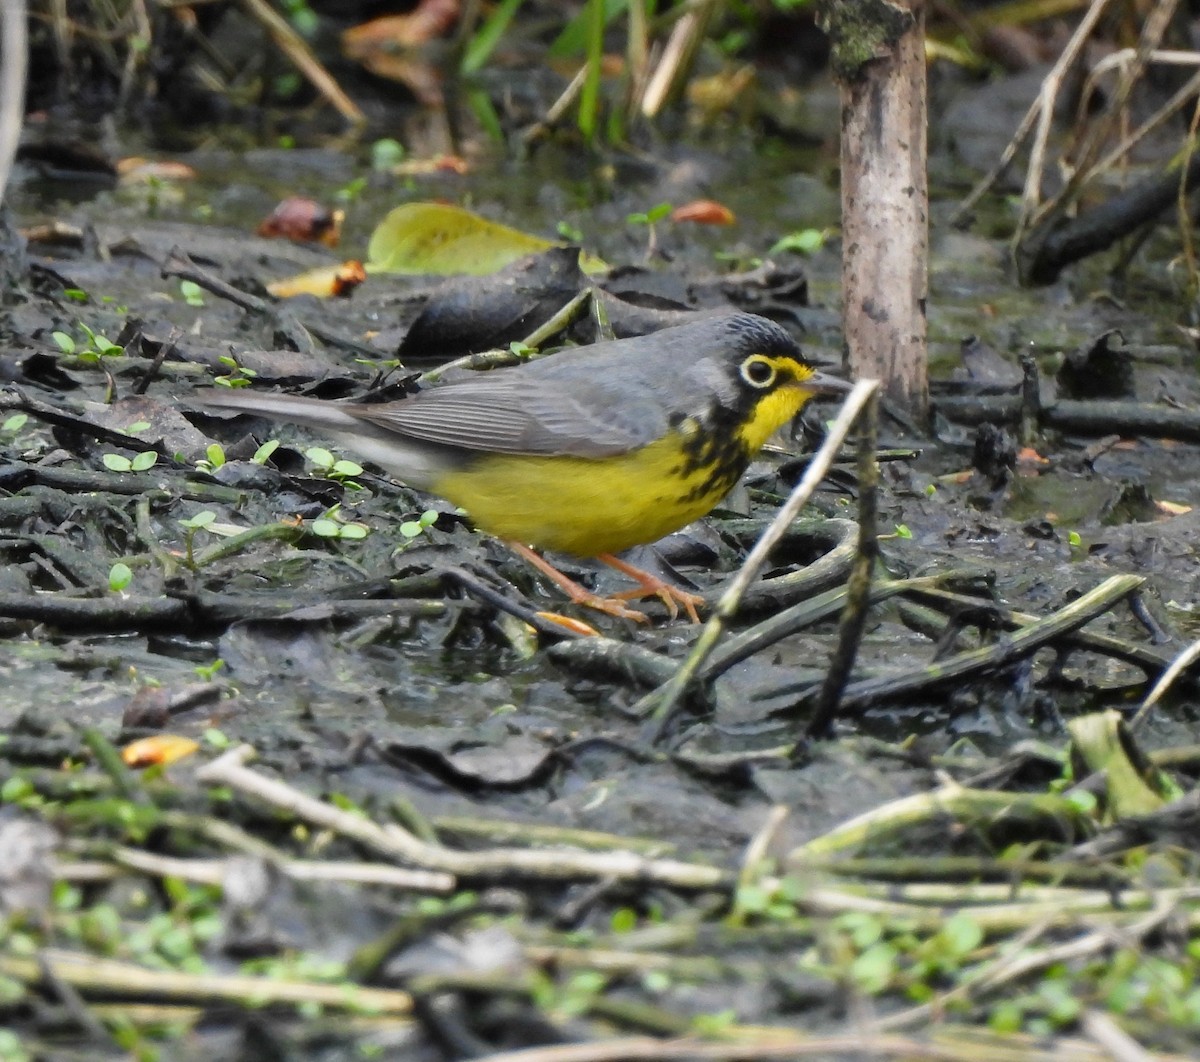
803, 368, 853, 396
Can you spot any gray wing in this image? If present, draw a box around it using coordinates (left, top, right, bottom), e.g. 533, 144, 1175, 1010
354, 317, 759, 458
202, 314, 779, 461
353, 373, 671, 458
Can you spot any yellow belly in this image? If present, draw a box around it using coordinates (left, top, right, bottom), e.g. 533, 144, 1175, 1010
432, 433, 737, 556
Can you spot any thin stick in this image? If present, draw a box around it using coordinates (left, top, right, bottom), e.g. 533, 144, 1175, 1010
470, 1033, 974, 1062
815, 574, 1144, 715
1, 949, 411, 1014
634, 379, 880, 740
803, 388, 879, 740
952, 0, 1112, 226
237, 0, 365, 126
108, 845, 455, 892
197, 746, 729, 889
1130, 635, 1200, 731
1080, 1009, 1155, 1062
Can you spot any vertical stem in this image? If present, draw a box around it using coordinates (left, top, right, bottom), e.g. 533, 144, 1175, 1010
834, 0, 929, 421
803, 390, 879, 742
578, 0, 605, 142
0, 0, 27, 203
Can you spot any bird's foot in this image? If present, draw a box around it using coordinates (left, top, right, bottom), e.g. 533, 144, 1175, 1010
507, 542, 650, 623
598, 553, 705, 623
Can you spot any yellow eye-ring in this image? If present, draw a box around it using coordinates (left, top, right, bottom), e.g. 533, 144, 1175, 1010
740, 354, 777, 389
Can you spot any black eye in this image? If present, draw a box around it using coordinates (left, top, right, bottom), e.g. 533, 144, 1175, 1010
740, 355, 776, 388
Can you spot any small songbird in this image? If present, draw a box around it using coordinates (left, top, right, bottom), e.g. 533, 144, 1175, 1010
198, 312, 849, 621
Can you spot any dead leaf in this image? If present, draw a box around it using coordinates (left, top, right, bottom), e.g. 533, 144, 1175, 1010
671, 199, 736, 225
392, 154, 471, 176
1156, 499, 1191, 516
257, 198, 344, 247
340, 1, 460, 105
122, 735, 201, 768
117, 157, 196, 182
341, 1, 459, 53
267, 260, 366, 299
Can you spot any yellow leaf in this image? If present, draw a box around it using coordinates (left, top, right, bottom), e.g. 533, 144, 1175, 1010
122, 735, 201, 768
365, 202, 606, 276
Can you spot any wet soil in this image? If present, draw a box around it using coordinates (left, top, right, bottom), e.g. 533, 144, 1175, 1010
3, 60, 1200, 1061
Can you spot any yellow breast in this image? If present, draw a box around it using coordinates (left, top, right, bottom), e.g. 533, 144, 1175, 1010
431, 384, 810, 557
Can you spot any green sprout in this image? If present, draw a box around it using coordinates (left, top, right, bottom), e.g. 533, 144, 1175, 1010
336, 176, 368, 204
310, 506, 369, 541
194, 444, 226, 474
370, 138, 405, 172
213, 355, 257, 388
180, 280, 205, 307
397, 508, 439, 546
194, 661, 225, 683
178, 510, 216, 568
306, 447, 364, 488
252, 440, 280, 464
108, 563, 133, 592
280, 0, 317, 36
627, 202, 672, 258
102, 451, 158, 473
769, 228, 829, 256
556, 220, 584, 243
52, 323, 123, 363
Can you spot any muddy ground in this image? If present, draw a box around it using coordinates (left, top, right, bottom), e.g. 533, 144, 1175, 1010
2, 36, 1200, 1062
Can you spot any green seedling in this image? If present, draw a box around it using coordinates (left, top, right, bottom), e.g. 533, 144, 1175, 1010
194, 661, 225, 682
280, 0, 318, 36
714, 250, 764, 272
52, 323, 123, 363
529, 968, 608, 1021
769, 228, 828, 256
194, 444, 226, 474
202, 726, 231, 747
627, 202, 672, 257
310, 506, 369, 540
102, 451, 158, 473
395, 509, 440, 549
108, 563, 133, 592
691, 1009, 737, 1036
253, 440, 280, 464
213, 355, 257, 388
178, 510, 216, 568
179, 280, 205, 307
556, 220, 584, 244
306, 446, 364, 488
370, 138, 405, 172
336, 176, 368, 204
178, 511, 216, 533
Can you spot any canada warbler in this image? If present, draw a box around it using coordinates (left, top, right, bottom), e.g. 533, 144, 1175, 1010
198, 312, 849, 621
